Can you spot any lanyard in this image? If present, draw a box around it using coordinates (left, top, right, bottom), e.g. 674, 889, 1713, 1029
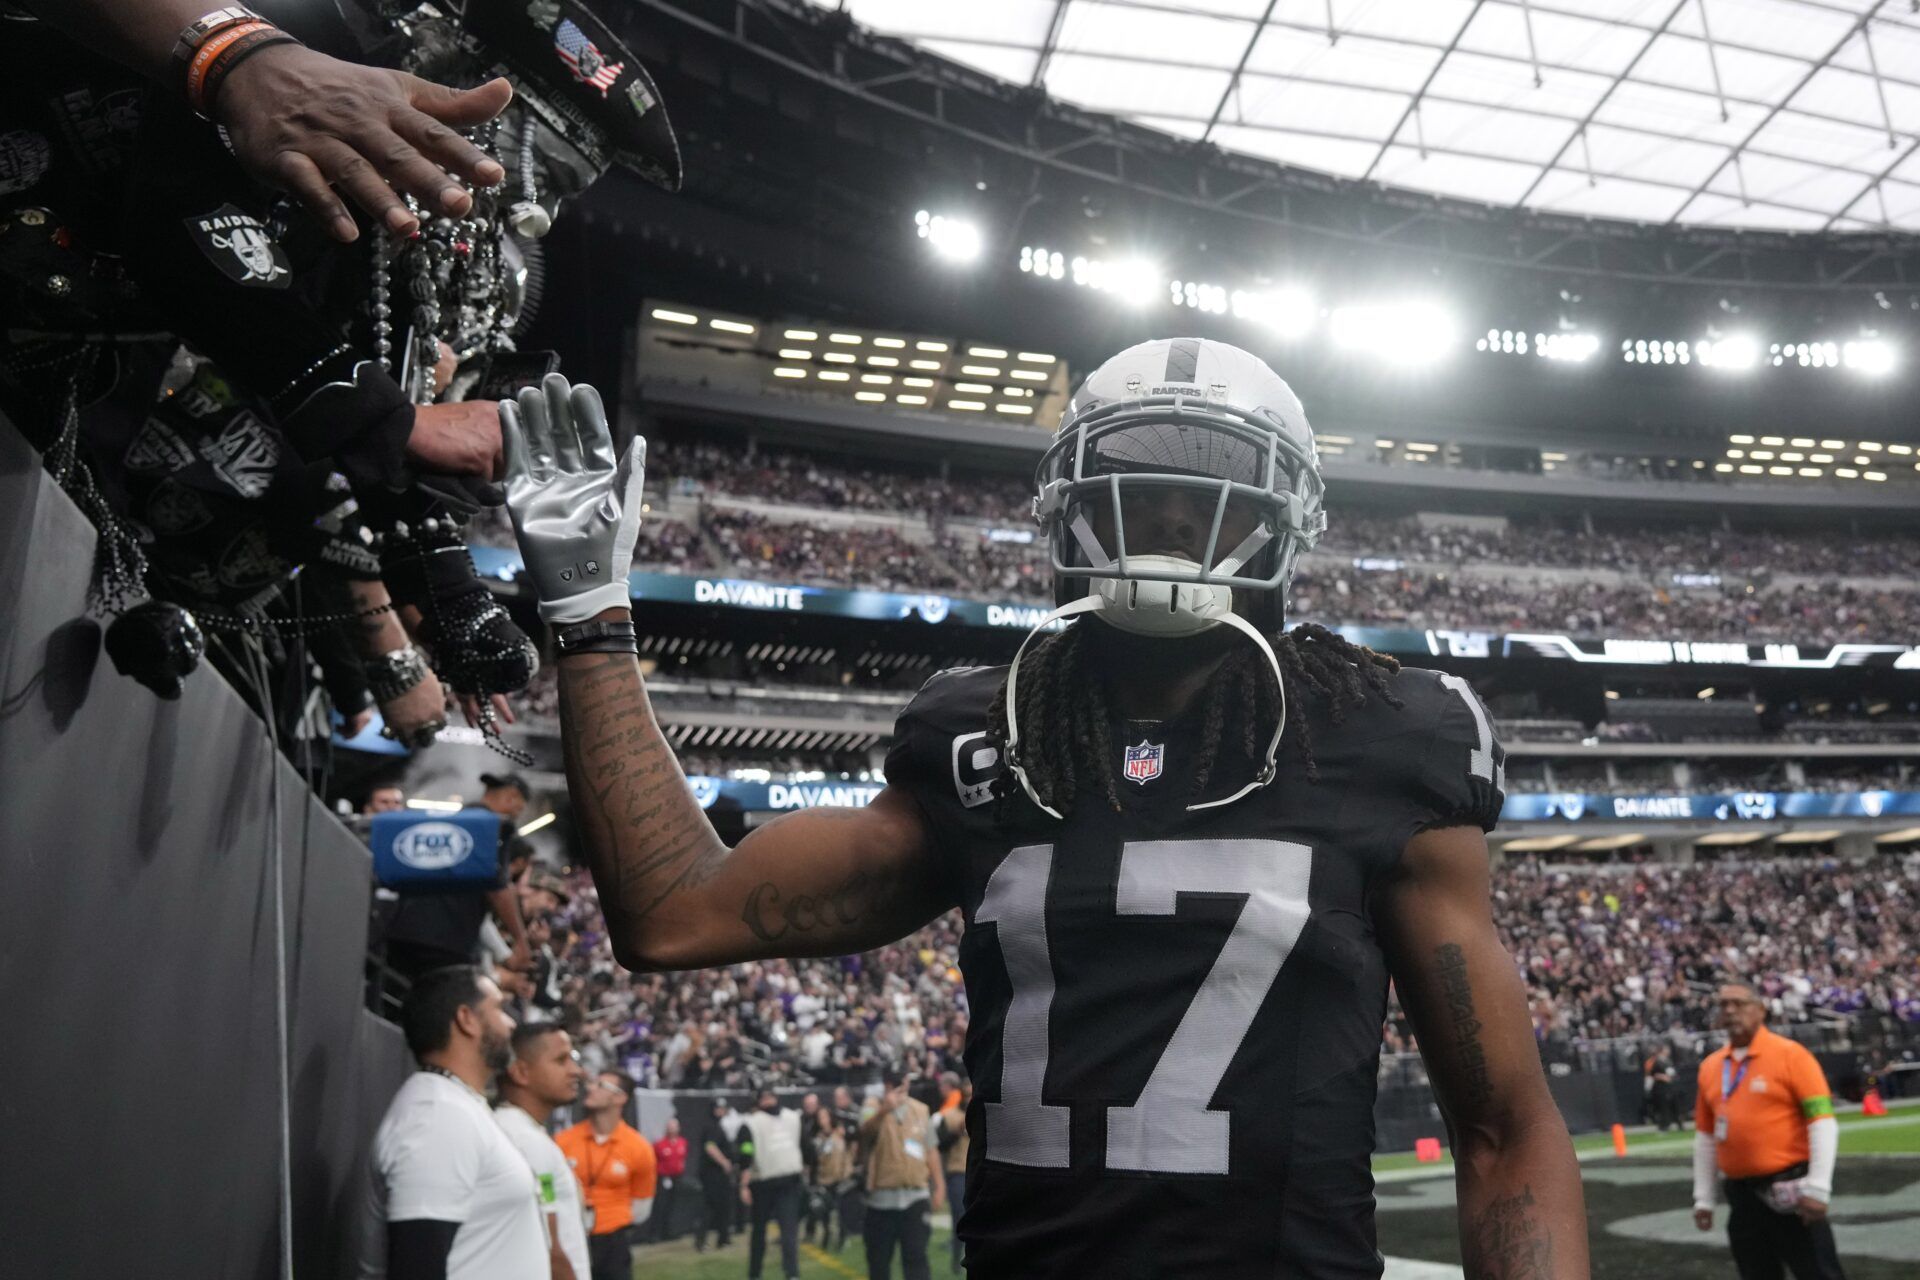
587, 1133, 619, 1191
1721, 1055, 1752, 1101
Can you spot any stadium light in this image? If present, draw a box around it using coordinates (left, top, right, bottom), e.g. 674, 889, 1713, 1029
1843, 339, 1896, 374
1170, 279, 1229, 315
915, 210, 982, 264
1697, 335, 1758, 370
1537, 332, 1599, 362
406, 798, 463, 812
1083, 256, 1161, 308
1232, 287, 1315, 339
517, 812, 556, 835
1483, 329, 1596, 361
1331, 301, 1457, 365
1019, 245, 1067, 281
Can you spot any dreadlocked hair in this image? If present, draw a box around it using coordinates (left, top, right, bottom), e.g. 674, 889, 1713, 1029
988, 620, 1402, 814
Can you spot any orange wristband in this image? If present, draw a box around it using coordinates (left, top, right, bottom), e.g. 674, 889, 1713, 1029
186, 19, 271, 111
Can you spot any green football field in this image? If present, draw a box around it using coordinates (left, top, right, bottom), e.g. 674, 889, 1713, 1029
626, 1102, 1920, 1279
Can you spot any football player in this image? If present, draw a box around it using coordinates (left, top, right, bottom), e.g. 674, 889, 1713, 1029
498, 340, 1588, 1279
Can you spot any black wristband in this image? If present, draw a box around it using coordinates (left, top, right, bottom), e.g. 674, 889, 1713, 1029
555, 619, 638, 656
560, 638, 640, 656
202, 30, 303, 118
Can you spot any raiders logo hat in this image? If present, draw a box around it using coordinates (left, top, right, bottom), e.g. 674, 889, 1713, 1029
459, 0, 682, 191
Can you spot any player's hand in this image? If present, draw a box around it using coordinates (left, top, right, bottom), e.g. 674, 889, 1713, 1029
1692, 1207, 1714, 1232
1796, 1196, 1828, 1225
499, 374, 647, 624
411, 401, 505, 479
212, 42, 510, 243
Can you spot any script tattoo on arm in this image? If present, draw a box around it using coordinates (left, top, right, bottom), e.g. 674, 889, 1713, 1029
1436, 941, 1496, 1110
559, 651, 729, 938
741, 864, 878, 943
1465, 1185, 1556, 1280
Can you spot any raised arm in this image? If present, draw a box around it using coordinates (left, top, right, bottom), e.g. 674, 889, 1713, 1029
559, 646, 944, 970
1377, 825, 1589, 1280
502, 375, 949, 973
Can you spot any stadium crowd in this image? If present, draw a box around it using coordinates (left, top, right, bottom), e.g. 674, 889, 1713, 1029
650, 440, 1030, 525
1287, 567, 1920, 646
1317, 513, 1920, 579
465, 446, 1920, 643
519, 868, 968, 1094
495, 848, 1920, 1095
616, 438, 1920, 580
1461, 858, 1920, 1058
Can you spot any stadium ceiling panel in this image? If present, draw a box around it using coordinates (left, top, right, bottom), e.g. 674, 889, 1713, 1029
815, 0, 1920, 231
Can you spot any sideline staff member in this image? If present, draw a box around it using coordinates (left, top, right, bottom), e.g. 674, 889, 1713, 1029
1692, 982, 1847, 1280
496, 1025, 590, 1280
858, 1069, 946, 1280
557, 1072, 655, 1280
362, 966, 545, 1279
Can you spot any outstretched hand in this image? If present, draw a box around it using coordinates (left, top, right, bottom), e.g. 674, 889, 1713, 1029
499, 374, 647, 624
213, 42, 511, 243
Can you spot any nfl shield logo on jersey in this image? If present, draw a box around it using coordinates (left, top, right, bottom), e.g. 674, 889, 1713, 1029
1123, 739, 1164, 785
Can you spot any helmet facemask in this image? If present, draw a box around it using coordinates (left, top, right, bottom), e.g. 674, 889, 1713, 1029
1035, 394, 1326, 637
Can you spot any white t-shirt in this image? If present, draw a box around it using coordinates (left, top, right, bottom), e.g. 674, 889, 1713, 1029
743, 1108, 806, 1181
494, 1104, 589, 1280
359, 1072, 546, 1280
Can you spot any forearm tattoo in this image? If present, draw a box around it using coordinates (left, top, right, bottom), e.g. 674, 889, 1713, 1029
1465, 1185, 1555, 1280
559, 654, 726, 928
1437, 941, 1495, 1109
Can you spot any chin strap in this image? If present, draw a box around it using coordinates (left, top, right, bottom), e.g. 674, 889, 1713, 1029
1002, 594, 1287, 819
1004, 595, 1105, 821
1183, 608, 1286, 812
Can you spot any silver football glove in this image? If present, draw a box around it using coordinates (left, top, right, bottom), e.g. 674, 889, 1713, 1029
498, 373, 646, 625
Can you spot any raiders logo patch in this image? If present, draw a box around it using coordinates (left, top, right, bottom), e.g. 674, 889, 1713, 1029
184, 204, 290, 288
0, 129, 51, 195
124, 417, 196, 473
144, 480, 212, 536
196, 410, 281, 499
217, 526, 285, 589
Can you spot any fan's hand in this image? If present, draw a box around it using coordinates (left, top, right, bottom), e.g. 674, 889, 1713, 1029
499, 374, 645, 624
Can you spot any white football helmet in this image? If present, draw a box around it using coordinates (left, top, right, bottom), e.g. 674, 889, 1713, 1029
1004, 337, 1327, 818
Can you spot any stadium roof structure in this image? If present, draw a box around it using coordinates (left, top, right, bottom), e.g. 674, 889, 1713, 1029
808, 0, 1920, 233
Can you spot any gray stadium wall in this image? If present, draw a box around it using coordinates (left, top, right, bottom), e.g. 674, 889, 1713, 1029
0, 418, 411, 1279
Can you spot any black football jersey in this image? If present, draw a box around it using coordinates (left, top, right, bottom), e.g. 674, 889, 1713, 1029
883, 661, 1506, 1279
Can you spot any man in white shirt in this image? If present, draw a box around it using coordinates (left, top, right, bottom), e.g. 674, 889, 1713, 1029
740, 1089, 807, 1280
361, 965, 547, 1280
496, 1024, 590, 1280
